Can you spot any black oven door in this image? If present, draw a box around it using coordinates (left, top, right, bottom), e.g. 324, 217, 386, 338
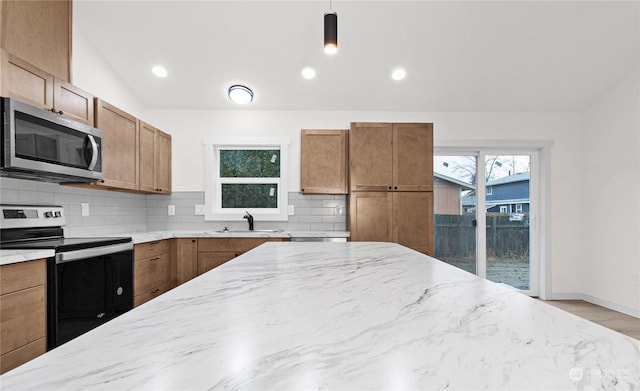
48, 243, 133, 349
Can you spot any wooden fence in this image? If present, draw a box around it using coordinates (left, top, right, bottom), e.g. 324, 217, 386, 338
435, 214, 529, 260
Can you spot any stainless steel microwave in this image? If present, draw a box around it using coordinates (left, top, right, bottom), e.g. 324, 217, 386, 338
1, 97, 103, 183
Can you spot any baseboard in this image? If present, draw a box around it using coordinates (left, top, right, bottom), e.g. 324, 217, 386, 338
546, 292, 640, 318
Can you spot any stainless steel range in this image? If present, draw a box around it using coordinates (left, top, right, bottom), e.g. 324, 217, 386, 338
0, 204, 134, 349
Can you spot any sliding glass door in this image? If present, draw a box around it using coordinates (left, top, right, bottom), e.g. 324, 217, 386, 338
434, 149, 539, 296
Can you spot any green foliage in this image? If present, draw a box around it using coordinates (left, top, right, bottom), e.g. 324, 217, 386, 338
222, 184, 278, 209
220, 150, 280, 178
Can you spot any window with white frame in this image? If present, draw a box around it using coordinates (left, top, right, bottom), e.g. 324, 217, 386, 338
486, 186, 493, 195
500, 206, 508, 213
515, 204, 523, 213
203, 137, 289, 221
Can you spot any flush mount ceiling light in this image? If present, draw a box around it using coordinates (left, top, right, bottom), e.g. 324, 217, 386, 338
228, 85, 254, 105
151, 65, 168, 78
302, 67, 316, 79
391, 68, 406, 81
324, 1, 337, 55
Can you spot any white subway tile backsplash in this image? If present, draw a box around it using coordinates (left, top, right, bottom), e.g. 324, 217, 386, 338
0, 178, 347, 234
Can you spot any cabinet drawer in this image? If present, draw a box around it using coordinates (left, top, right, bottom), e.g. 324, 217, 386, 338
0, 337, 46, 374
134, 253, 171, 295
0, 286, 46, 356
135, 240, 170, 261
197, 252, 237, 275
134, 281, 173, 307
198, 238, 271, 253
0, 259, 46, 295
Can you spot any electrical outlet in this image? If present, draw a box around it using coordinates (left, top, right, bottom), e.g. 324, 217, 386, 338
195, 204, 205, 215
81, 203, 90, 217
288, 205, 295, 215
168, 205, 175, 216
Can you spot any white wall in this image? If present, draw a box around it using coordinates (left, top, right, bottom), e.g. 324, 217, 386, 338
580, 68, 640, 315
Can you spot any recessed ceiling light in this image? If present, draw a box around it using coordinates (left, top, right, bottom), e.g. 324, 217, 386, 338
391, 68, 406, 81
302, 67, 316, 79
152, 65, 168, 78
228, 85, 254, 104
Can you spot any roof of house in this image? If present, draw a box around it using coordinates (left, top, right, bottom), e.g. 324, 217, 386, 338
434, 172, 475, 190
486, 172, 530, 187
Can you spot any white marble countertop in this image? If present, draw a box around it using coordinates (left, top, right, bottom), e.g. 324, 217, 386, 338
0, 230, 350, 265
0, 249, 54, 265
1, 242, 638, 390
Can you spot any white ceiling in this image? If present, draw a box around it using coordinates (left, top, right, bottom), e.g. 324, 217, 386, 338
74, 0, 639, 112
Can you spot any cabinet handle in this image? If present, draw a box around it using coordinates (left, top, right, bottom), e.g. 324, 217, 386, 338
191, 240, 196, 243
58, 110, 63, 115
150, 288, 160, 294
388, 186, 392, 190
394, 186, 398, 189
150, 257, 160, 261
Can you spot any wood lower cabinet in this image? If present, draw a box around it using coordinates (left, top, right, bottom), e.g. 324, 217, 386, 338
139, 121, 172, 194
300, 129, 348, 194
197, 238, 288, 275
0, 0, 72, 83
392, 192, 434, 255
349, 191, 434, 255
134, 240, 174, 307
349, 192, 393, 242
173, 239, 198, 285
0, 259, 47, 374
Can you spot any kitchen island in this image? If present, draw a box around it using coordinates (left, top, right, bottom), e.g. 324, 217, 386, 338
1, 242, 638, 389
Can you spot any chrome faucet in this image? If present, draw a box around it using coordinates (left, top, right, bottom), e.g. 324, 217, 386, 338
243, 211, 254, 231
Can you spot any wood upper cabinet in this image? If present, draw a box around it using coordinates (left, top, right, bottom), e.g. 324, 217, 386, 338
95, 99, 140, 191
392, 192, 434, 255
300, 129, 348, 194
0, 50, 94, 125
349, 123, 393, 191
393, 123, 433, 191
173, 239, 198, 286
0, 50, 53, 109
0, 0, 72, 83
0, 259, 47, 374
140, 122, 172, 194
350, 122, 433, 191
53, 78, 94, 125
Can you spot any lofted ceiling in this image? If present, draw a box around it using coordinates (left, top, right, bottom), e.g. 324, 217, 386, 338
73, 0, 639, 112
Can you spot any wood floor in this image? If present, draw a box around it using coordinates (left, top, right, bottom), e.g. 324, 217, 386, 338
540, 300, 639, 340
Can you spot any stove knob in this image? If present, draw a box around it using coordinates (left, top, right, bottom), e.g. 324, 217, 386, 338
54, 211, 62, 218
44, 211, 53, 218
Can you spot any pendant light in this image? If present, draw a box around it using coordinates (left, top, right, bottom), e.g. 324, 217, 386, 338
324, 1, 337, 55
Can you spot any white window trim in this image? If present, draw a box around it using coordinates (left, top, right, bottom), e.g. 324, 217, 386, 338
203, 137, 290, 221
500, 206, 508, 213
515, 204, 523, 213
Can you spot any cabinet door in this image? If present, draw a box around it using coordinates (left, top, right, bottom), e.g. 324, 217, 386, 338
138, 121, 156, 193
155, 129, 172, 194
300, 129, 347, 194
53, 78, 94, 126
0, 286, 46, 356
0, 0, 71, 82
393, 123, 433, 191
198, 252, 236, 275
349, 123, 393, 191
95, 99, 139, 190
349, 192, 392, 242
393, 192, 434, 255
174, 239, 198, 285
0, 50, 53, 109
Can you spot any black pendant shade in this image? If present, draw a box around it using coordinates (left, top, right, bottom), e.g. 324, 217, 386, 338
324, 12, 338, 54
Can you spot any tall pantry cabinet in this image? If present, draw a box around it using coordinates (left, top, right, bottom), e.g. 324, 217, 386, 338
348, 122, 434, 255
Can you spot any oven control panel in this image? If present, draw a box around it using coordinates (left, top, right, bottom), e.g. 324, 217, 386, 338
0, 204, 65, 228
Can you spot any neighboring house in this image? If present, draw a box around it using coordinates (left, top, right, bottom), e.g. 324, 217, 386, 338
461, 172, 530, 214
434, 172, 475, 215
